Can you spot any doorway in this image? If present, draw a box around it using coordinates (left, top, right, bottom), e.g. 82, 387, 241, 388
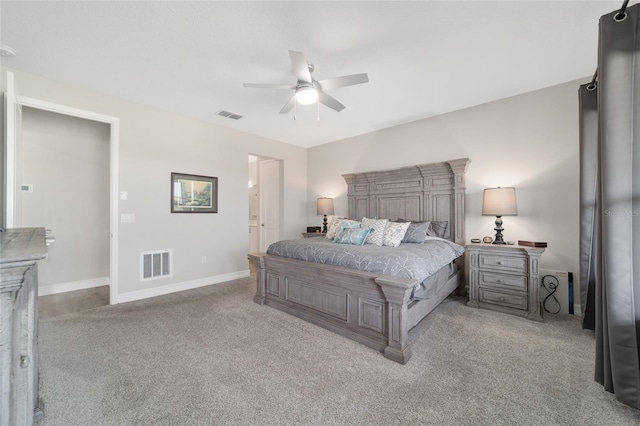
247, 155, 282, 253
21, 107, 110, 295
4, 72, 120, 303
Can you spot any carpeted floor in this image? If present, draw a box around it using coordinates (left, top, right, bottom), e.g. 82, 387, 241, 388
37, 275, 640, 425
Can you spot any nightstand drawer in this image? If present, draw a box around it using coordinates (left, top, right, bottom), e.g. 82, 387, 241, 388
479, 272, 528, 292
479, 288, 528, 311
478, 254, 527, 273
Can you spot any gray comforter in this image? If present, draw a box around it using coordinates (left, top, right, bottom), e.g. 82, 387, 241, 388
266, 236, 465, 284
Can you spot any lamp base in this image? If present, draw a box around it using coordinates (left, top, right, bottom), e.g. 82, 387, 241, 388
492, 216, 507, 245
322, 215, 328, 233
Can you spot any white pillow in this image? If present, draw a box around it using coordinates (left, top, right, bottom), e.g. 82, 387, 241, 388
383, 221, 411, 247
361, 217, 388, 246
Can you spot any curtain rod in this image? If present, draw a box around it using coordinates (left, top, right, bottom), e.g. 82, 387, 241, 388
619, 0, 630, 15
587, 0, 630, 88
588, 69, 598, 90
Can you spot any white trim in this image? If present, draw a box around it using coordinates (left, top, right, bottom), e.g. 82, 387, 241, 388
5, 82, 121, 304
18, 96, 117, 124
118, 270, 250, 304
110, 120, 120, 304
573, 304, 582, 317
4, 72, 16, 228
39, 277, 109, 296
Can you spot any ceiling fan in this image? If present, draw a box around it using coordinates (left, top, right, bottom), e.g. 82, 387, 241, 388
243, 50, 369, 114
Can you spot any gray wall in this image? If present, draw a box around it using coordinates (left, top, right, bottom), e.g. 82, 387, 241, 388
307, 79, 584, 302
1, 67, 307, 300
21, 107, 110, 288
2, 65, 585, 304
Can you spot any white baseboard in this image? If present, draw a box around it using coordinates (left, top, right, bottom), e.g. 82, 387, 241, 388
117, 270, 251, 304
39, 277, 110, 296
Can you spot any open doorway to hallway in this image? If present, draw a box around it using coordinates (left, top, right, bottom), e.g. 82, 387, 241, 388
21, 107, 110, 307
248, 154, 283, 255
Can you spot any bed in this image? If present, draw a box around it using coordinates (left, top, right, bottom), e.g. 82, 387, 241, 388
248, 158, 470, 364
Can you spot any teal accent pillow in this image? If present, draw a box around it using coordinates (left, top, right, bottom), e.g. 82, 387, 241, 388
334, 227, 372, 246
325, 219, 361, 240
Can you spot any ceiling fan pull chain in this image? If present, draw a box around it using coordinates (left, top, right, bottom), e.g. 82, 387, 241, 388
294, 98, 297, 120
317, 99, 320, 122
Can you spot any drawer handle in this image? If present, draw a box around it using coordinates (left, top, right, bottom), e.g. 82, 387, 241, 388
499, 297, 506, 302
20, 355, 30, 368
497, 279, 506, 284
496, 261, 503, 265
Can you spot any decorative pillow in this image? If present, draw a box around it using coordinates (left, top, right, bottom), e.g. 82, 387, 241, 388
325, 217, 342, 239
334, 228, 372, 246
361, 217, 388, 246
427, 221, 448, 239
326, 218, 360, 240
397, 218, 448, 240
401, 221, 431, 243
383, 221, 411, 247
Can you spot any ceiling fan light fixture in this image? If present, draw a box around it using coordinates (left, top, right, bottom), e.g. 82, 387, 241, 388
295, 86, 318, 105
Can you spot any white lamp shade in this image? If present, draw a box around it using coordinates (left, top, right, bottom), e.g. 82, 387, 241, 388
317, 197, 334, 216
296, 87, 319, 105
482, 187, 517, 216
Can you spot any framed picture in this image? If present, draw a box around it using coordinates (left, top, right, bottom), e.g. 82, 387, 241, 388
171, 173, 218, 213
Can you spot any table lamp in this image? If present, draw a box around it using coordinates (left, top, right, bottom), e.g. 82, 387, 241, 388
317, 197, 334, 233
482, 187, 517, 244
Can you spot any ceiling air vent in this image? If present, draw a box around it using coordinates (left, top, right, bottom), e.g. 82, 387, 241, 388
216, 109, 243, 120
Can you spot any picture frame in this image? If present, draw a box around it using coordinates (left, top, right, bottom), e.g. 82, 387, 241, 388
171, 172, 218, 213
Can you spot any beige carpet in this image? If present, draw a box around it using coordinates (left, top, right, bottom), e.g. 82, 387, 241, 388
37, 275, 640, 425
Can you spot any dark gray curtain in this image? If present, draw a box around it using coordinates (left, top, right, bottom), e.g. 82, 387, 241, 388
579, 83, 597, 331
580, 4, 640, 409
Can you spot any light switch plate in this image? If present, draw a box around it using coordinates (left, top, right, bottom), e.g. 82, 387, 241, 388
121, 213, 135, 223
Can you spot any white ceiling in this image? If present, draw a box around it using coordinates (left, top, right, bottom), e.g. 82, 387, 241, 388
0, 1, 626, 148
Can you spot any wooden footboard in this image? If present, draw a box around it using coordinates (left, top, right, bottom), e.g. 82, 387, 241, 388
249, 252, 458, 364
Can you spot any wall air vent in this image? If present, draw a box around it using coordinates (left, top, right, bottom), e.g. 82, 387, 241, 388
141, 249, 172, 281
215, 109, 243, 120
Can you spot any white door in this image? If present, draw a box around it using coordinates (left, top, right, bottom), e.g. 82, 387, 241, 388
4, 72, 23, 228
249, 226, 259, 253
259, 159, 281, 251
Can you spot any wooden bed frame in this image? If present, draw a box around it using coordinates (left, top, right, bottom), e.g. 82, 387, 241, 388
249, 158, 470, 364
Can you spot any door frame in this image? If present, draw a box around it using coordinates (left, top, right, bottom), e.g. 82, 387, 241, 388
4, 78, 120, 304
252, 155, 283, 251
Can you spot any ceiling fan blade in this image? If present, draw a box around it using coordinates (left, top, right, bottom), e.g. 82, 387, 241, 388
319, 92, 346, 112
243, 83, 294, 90
317, 73, 369, 91
289, 50, 312, 84
279, 95, 296, 114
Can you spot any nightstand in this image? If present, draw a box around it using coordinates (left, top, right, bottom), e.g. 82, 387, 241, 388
302, 232, 325, 238
467, 244, 545, 322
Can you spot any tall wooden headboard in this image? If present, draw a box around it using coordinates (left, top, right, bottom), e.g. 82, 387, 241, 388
342, 158, 470, 245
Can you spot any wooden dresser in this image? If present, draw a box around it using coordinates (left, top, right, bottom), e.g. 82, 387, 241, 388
467, 244, 545, 322
1, 228, 47, 425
